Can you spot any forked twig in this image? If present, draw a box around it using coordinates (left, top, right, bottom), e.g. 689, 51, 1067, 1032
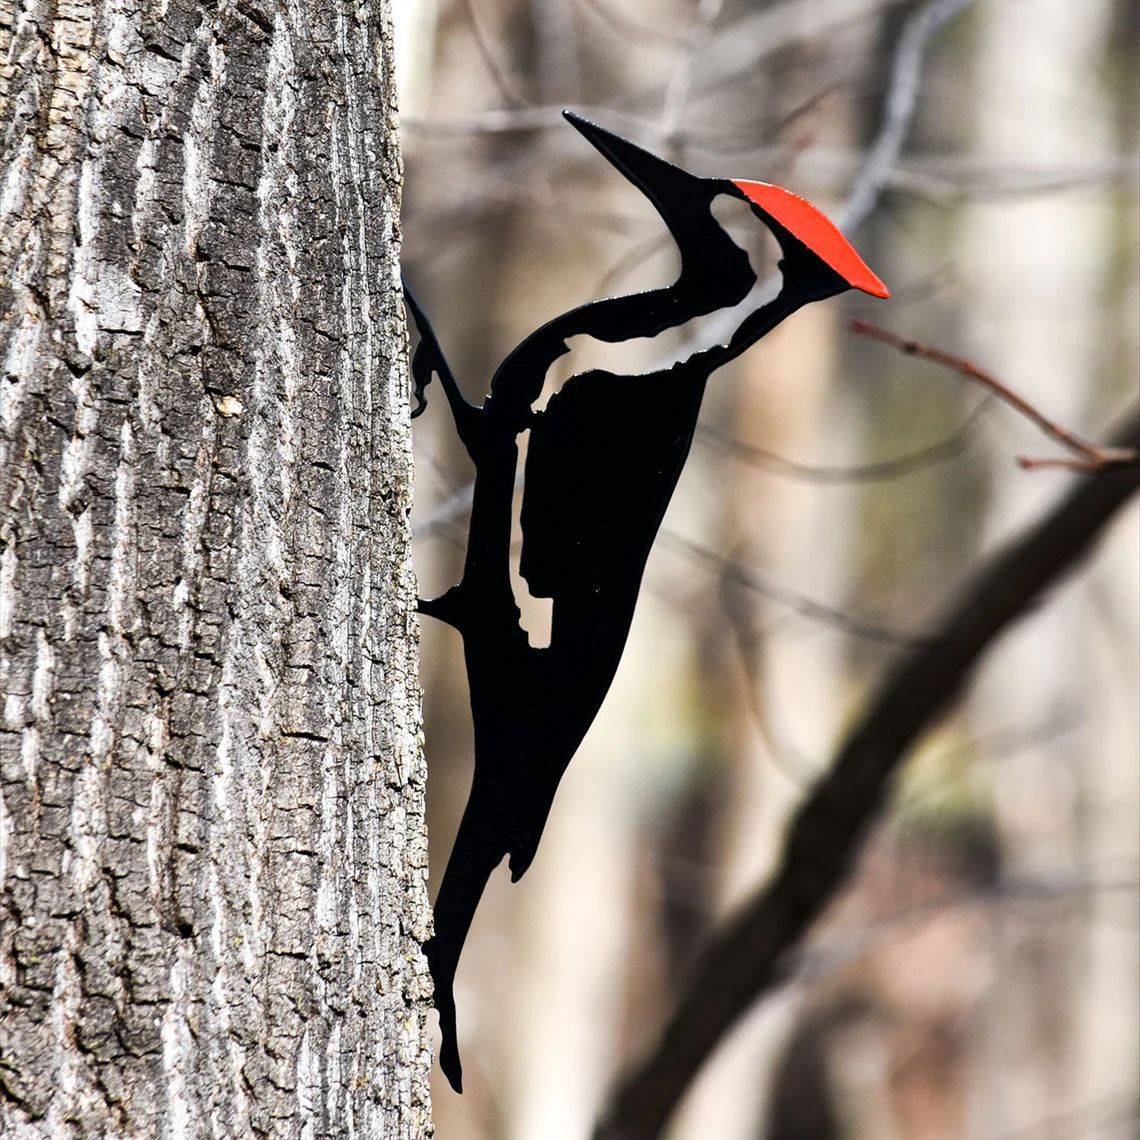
850, 318, 1140, 472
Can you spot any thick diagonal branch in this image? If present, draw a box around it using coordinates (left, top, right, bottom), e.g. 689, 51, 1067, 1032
595, 407, 1140, 1140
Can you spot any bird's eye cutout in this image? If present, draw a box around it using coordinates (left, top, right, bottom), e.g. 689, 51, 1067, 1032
731, 180, 890, 299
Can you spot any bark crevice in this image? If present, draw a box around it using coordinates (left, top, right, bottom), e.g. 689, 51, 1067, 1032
1, 0, 430, 1135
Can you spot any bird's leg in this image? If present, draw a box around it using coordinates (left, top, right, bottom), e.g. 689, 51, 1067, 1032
417, 585, 468, 631
404, 280, 484, 457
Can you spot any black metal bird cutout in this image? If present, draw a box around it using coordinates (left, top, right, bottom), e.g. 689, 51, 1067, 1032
407, 110, 888, 1092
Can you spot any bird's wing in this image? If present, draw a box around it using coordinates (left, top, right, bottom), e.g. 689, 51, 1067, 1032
519, 363, 707, 622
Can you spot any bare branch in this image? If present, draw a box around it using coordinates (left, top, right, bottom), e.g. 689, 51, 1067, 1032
697, 0, 913, 97
413, 481, 478, 540
461, 0, 529, 108
850, 319, 1140, 471
576, 0, 691, 49
696, 399, 988, 483
594, 408, 1140, 1140
791, 869, 1138, 990
661, 531, 923, 646
658, 0, 725, 150
837, 0, 976, 231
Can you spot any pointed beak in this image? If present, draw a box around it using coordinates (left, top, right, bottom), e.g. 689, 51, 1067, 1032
732, 180, 890, 299
562, 110, 704, 203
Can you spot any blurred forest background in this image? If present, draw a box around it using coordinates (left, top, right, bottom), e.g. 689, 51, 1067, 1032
393, 1, 1139, 1137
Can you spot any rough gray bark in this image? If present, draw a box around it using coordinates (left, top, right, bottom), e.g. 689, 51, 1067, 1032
0, 0, 432, 1136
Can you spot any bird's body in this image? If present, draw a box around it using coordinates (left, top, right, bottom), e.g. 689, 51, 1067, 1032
408, 112, 888, 1091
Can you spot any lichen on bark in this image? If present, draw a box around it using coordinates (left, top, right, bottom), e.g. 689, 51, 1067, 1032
0, 0, 432, 1135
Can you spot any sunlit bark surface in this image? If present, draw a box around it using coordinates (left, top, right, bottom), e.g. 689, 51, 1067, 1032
0, 0, 431, 1135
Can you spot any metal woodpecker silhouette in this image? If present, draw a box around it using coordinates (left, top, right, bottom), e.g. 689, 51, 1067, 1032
407, 111, 889, 1092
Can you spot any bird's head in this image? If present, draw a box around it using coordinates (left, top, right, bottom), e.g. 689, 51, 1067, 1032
562, 110, 889, 308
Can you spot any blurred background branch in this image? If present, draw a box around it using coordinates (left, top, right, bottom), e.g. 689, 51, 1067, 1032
595, 408, 1140, 1140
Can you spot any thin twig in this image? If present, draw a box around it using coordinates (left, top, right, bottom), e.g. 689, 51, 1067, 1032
718, 570, 823, 788
850, 319, 1140, 472
697, 399, 988, 483
696, 0, 912, 97
413, 481, 478, 540
593, 407, 1140, 1140
661, 530, 923, 646
838, 0, 976, 231
461, 0, 529, 109
576, 0, 691, 49
790, 870, 1139, 989
658, 0, 724, 153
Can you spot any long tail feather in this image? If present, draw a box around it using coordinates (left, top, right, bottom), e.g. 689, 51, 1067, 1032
425, 801, 507, 1092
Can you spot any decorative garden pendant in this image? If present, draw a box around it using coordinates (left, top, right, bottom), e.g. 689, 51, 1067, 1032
407, 111, 888, 1091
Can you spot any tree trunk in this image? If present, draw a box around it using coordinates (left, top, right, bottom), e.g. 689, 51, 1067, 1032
0, 0, 431, 1136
